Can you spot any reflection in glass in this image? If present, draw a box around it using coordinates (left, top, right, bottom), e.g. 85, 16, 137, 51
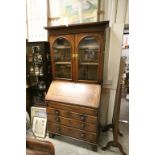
78, 37, 99, 81
53, 38, 71, 79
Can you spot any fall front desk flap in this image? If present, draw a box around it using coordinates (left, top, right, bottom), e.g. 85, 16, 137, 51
45, 81, 101, 108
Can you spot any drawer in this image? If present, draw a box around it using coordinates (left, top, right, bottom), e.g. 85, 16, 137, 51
48, 123, 97, 143
46, 101, 98, 116
47, 114, 97, 133
47, 107, 70, 118
71, 112, 97, 124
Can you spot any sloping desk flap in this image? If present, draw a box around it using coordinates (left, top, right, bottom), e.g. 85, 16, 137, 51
45, 81, 101, 108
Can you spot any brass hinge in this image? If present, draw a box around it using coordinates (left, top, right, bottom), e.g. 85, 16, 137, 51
72, 54, 78, 58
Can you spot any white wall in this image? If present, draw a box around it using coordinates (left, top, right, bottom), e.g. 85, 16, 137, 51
99, 0, 129, 125
26, 0, 48, 41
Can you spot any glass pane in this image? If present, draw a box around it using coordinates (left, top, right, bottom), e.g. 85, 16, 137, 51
78, 36, 99, 81
53, 38, 71, 79
55, 64, 71, 79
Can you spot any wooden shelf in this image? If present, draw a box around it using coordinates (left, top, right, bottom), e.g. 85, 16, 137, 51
53, 46, 71, 49
79, 62, 99, 65
55, 62, 71, 65
79, 45, 99, 50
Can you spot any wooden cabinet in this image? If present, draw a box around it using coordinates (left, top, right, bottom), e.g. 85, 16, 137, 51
45, 81, 101, 151
26, 42, 52, 106
45, 22, 109, 151
45, 21, 109, 84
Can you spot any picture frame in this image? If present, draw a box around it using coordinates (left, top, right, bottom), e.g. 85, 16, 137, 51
32, 116, 47, 138
31, 106, 47, 124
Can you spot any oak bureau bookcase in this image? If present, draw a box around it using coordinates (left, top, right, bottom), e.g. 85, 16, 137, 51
45, 21, 109, 151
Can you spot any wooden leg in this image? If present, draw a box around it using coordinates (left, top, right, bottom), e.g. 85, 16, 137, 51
49, 133, 55, 138
102, 141, 127, 155
118, 129, 123, 137
102, 124, 123, 137
102, 124, 113, 132
102, 141, 114, 151
117, 142, 127, 155
92, 145, 98, 152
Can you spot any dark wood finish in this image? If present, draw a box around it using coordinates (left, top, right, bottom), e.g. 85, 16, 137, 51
48, 123, 97, 143
45, 21, 109, 83
101, 58, 127, 155
45, 81, 101, 108
75, 32, 104, 83
26, 138, 55, 155
26, 87, 31, 115
47, 107, 70, 117
45, 21, 109, 35
45, 22, 109, 151
71, 112, 97, 124
49, 35, 74, 81
45, 81, 101, 151
47, 101, 98, 116
26, 42, 52, 107
47, 114, 97, 132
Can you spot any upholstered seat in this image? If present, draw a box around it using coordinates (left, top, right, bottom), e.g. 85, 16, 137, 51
26, 138, 55, 155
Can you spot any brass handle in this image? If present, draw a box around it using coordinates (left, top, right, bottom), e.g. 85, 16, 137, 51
55, 110, 59, 115
55, 117, 60, 122
72, 54, 78, 58
80, 124, 85, 129
80, 133, 85, 138
80, 115, 85, 121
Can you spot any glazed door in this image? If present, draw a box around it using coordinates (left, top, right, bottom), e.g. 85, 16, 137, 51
75, 33, 104, 83
49, 35, 75, 81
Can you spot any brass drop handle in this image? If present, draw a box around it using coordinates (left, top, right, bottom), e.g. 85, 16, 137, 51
55, 110, 59, 115
80, 115, 85, 121
56, 127, 60, 132
72, 54, 78, 58
55, 117, 60, 122
80, 124, 85, 129
80, 133, 85, 138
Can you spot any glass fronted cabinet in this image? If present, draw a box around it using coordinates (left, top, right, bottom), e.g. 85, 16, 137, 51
52, 37, 73, 79
26, 41, 52, 106
46, 21, 109, 84
75, 33, 103, 83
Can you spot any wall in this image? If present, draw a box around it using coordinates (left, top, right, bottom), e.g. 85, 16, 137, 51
99, 0, 129, 126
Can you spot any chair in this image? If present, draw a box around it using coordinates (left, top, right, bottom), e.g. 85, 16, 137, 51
26, 138, 55, 155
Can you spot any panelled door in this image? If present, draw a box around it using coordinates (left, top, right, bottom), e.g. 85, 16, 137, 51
75, 33, 104, 83
49, 35, 75, 81
49, 33, 104, 83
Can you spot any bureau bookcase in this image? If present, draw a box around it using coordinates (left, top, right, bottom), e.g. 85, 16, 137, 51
45, 21, 109, 151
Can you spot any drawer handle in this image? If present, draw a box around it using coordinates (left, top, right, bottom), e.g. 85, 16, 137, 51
55, 110, 59, 115
55, 117, 60, 122
80, 115, 85, 121
56, 127, 61, 132
80, 124, 85, 129
80, 133, 85, 138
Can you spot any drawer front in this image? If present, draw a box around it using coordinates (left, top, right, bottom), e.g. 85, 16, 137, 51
46, 101, 98, 116
47, 107, 70, 118
48, 123, 97, 143
71, 112, 97, 124
47, 114, 97, 133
